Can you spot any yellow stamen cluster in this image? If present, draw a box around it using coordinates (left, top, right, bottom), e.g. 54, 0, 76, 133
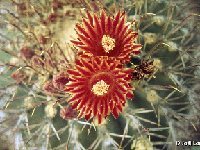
91, 80, 110, 96
101, 35, 115, 53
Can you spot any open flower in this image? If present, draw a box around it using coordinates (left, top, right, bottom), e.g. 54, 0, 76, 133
71, 10, 141, 63
65, 57, 134, 124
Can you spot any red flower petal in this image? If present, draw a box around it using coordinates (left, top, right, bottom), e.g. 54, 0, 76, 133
86, 11, 94, 26
75, 24, 90, 39
83, 19, 96, 39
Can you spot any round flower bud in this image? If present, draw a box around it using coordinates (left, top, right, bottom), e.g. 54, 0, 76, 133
143, 33, 157, 44
60, 105, 77, 120
132, 136, 153, 150
45, 102, 57, 118
24, 96, 34, 109
53, 72, 69, 91
146, 90, 160, 104
20, 47, 35, 59
152, 16, 165, 26
43, 80, 57, 94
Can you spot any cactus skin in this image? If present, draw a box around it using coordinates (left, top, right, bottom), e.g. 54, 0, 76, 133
0, 0, 199, 150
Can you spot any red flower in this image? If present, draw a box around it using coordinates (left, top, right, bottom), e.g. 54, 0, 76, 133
71, 10, 141, 63
65, 57, 134, 124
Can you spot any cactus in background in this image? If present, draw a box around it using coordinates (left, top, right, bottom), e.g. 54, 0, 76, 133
0, 0, 199, 150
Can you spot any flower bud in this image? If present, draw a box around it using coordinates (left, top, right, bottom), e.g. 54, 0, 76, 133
43, 80, 57, 94
60, 105, 77, 120
53, 72, 69, 91
20, 47, 35, 59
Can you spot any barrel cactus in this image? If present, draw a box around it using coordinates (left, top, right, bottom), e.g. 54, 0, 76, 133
0, 0, 199, 150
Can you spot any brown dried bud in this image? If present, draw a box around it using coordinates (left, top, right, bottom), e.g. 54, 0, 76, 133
60, 105, 77, 120
140, 61, 154, 74
132, 60, 154, 80
31, 55, 44, 67
11, 70, 26, 84
132, 70, 145, 80
43, 80, 57, 94
20, 47, 35, 59
53, 72, 69, 91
